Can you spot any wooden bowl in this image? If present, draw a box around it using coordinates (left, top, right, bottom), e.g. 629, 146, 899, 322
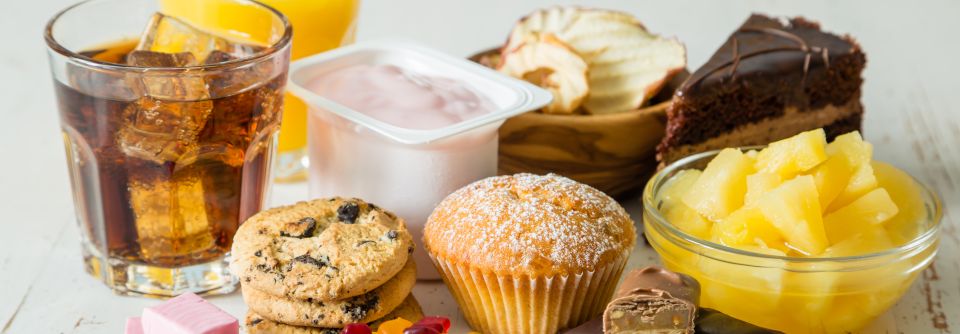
470, 48, 687, 198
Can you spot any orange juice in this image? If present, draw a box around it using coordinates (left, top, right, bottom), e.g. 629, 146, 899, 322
160, 0, 361, 181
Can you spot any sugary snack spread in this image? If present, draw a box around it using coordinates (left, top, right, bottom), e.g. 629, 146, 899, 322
55, 2, 939, 333
648, 128, 936, 333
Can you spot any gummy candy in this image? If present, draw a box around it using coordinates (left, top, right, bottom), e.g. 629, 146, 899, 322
377, 318, 413, 334
343, 323, 372, 334
403, 327, 439, 334
410, 322, 443, 334
416, 316, 451, 332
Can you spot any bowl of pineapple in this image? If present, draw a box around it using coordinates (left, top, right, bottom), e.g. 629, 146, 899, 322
642, 129, 942, 334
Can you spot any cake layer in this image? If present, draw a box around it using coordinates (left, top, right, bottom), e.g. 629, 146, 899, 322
658, 94, 861, 166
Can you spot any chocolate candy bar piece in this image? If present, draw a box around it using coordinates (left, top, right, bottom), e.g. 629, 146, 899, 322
558, 315, 603, 334
695, 308, 783, 334
603, 266, 701, 334
554, 309, 782, 334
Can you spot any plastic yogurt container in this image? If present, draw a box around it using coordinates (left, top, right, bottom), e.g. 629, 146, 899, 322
287, 39, 553, 279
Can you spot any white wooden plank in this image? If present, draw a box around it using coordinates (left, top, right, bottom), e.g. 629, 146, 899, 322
883, 78, 960, 334
0, 0, 103, 329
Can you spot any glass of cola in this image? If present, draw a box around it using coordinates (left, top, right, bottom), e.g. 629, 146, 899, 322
45, 0, 292, 297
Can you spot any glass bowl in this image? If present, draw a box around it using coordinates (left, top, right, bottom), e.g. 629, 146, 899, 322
642, 148, 942, 334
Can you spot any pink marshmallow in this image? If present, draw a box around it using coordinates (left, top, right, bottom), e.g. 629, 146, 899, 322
125, 317, 144, 334
141, 292, 238, 334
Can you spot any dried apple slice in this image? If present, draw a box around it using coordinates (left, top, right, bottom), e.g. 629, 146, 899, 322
497, 33, 589, 114
504, 7, 686, 115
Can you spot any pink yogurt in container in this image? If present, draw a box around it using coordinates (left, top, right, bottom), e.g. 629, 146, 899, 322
287, 40, 552, 279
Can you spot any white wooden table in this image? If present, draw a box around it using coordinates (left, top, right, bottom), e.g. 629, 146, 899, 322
1, 0, 958, 333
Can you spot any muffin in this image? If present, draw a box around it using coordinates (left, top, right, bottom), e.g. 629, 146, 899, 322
424, 173, 637, 334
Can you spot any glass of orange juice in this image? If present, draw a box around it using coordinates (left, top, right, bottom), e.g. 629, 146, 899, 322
160, 0, 361, 182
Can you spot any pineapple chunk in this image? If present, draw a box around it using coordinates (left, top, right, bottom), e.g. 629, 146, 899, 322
698, 246, 785, 319
872, 161, 927, 245
842, 272, 914, 323
806, 156, 854, 211
822, 227, 897, 258
711, 207, 788, 253
744, 173, 782, 208
710, 207, 756, 244
818, 227, 912, 330
826, 131, 872, 168
699, 246, 785, 301
664, 203, 712, 240
745, 149, 759, 160
784, 261, 841, 316
822, 278, 911, 333
754, 129, 828, 176
682, 148, 755, 220
823, 188, 899, 245
650, 232, 701, 274
757, 175, 829, 256
736, 244, 786, 257
821, 297, 881, 334
699, 279, 782, 323
824, 163, 879, 214
659, 169, 702, 211
823, 227, 913, 298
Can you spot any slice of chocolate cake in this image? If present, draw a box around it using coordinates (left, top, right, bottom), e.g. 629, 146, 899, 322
656, 14, 865, 166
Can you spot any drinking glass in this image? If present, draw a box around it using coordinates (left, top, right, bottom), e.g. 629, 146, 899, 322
45, 0, 292, 297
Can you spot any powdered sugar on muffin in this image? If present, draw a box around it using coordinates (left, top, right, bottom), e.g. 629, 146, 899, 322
425, 173, 636, 277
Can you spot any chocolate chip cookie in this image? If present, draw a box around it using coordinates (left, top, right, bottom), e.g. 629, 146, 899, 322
231, 198, 415, 301
243, 258, 416, 327
245, 294, 425, 334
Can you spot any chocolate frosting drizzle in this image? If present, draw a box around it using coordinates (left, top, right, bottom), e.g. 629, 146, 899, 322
686, 26, 830, 88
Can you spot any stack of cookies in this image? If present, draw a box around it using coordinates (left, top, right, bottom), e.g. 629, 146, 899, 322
230, 198, 423, 334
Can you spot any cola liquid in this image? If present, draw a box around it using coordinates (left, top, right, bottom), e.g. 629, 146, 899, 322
57, 40, 285, 267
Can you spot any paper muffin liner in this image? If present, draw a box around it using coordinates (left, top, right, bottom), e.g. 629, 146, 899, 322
429, 251, 630, 334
